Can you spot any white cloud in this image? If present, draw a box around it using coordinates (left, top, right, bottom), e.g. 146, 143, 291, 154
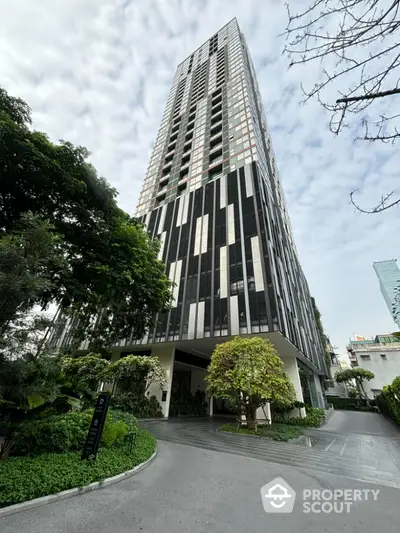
1, 0, 399, 356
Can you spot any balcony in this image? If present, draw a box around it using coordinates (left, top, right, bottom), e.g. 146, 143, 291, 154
210, 123, 223, 139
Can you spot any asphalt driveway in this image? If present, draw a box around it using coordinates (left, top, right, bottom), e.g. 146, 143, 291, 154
141, 411, 400, 488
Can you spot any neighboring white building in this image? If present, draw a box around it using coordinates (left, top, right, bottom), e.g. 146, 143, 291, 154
324, 336, 348, 398
347, 334, 400, 398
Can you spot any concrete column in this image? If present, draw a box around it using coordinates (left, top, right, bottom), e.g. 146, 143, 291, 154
283, 356, 306, 418
147, 346, 175, 418
313, 372, 325, 408
209, 395, 214, 416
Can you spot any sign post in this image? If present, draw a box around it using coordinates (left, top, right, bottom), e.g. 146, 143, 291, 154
81, 392, 110, 460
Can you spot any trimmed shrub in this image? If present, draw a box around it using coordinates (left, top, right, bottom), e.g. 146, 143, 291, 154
275, 407, 326, 427
328, 397, 376, 411
12, 409, 134, 456
0, 429, 156, 508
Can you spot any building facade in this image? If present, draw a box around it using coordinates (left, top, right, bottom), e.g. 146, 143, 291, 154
373, 259, 400, 328
50, 19, 327, 417
325, 336, 348, 398
347, 334, 400, 398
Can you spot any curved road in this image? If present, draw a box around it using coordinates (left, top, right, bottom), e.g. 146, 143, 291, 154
1, 411, 400, 533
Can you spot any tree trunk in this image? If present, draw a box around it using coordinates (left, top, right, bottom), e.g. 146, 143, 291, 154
245, 406, 257, 430
358, 380, 370, 406
0, 435, 14, 460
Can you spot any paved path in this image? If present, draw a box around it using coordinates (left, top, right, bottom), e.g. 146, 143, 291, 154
2, 440, 399, 533
142, 411, 400, 488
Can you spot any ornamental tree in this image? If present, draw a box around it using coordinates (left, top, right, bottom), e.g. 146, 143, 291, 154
61, 352, 110, 405
335, 367, 375, 401
206, 336, 296, 429
107, 355, 167, 395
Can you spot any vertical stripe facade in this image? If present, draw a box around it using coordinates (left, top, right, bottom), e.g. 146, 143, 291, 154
143, 162, 325, 373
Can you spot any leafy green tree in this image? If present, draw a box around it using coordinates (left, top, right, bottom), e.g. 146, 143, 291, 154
335, 368, 375, 401
206, 337, 296, 429
0, 85, 172, 346
0, 213, 66, 332
106, 355, 166, 417
61, 352, 110, 405
107, 355, 167, 395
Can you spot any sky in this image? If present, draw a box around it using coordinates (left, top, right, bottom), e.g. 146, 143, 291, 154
1, 0, 399, 358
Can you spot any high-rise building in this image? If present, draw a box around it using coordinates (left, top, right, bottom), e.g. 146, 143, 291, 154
50, 19, 327, 417
373, 259, 400, 328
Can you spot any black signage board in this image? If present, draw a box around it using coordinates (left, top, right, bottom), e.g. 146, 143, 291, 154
81, 392, 110, 460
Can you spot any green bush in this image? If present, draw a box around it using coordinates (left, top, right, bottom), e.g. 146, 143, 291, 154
0, 429, 156, 508
101, 420, 128, 448
107, 410, 138, 432
328, 397, 376, 411
12, 409, 135, 456
110, 392, 163, 418
375, 377, 400, 426
275, 407, 326, 427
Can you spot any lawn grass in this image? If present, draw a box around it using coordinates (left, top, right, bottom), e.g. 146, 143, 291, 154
0, 428, 156, 508
220, 422, 303, 441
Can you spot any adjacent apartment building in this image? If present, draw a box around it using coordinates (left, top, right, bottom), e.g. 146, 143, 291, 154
49, 19, 328, 417
347, 334, 400, 398
373, 259, 400, 328
325, 336, 348, 398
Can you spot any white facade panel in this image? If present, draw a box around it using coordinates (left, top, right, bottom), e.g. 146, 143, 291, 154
230, 295, 239, 335
227, 204, 235, 245
220, 174, 227, 209
251, 236, 265, 291
193, 216, 202, 256
188, 303, 197, 340
201, 214, 209, 254
157, 231, 167, 261
220, 245, 228, 298
196, 301, 205, 338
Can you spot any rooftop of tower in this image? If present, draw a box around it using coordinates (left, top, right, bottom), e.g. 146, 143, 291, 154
175, 17, 239, 68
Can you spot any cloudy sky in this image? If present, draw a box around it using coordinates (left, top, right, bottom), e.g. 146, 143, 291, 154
2, 0, 399, 357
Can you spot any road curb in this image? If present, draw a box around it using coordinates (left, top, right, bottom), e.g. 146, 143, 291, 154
0, 449, 157, 519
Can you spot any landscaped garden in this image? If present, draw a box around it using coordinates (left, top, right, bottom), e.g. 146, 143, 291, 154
0, 349, 163, 508
0, 415, 156, 508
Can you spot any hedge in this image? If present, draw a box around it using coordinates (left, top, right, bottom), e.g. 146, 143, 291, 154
274, 407, 326, 427
12, 409, 138, 456
0, 428, 156, 508
220, 423, 302, 441
328, 397, 376, 411
375, 377, 400, 426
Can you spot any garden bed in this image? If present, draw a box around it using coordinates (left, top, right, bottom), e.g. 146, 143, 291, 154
219, 423, 303, 441
0, 429, 156, 508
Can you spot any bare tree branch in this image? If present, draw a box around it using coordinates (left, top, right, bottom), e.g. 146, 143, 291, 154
283, 0, 400, 143
284, 0, 400, 214
350, 188, 400, 213
337, 84, 400, 103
